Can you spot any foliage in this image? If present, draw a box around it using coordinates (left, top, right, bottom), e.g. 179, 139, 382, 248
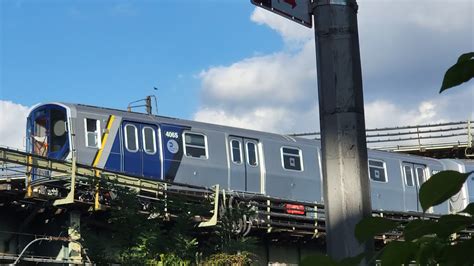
440, 52, 474, 93
418, 170, 471, 211
81, 184, 203, 264
203, 252, 255, 266
208, 199, 258, 255
81, 183, 259, 265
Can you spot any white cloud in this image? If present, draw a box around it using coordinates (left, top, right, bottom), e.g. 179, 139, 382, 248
250, 8, 313, 44
199, 41, 316, 109
0, 101, 29, 150
195, 2, 473, 135
195, 105, 319, 134
365, 100, 440, 129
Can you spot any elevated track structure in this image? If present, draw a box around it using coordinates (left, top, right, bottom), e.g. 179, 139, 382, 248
1, 120, 473, 264
291, 120, 474, 159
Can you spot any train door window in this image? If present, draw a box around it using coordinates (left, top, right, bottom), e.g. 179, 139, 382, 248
142, 127, 156, 155
368, 159, 387, 182
85, 118, 101, 148
246, 141, 258, 167
404, 165, 414, 187
184, 132, 208, 159
124, 124, 138, 152
231, 140, 242, 164
415, 167, 425, 188
281, 147, 303, 171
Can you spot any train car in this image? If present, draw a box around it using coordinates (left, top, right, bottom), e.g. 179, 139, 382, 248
25, 102, 472, 214
26, 102, 322, 203
367, 150, 448, 214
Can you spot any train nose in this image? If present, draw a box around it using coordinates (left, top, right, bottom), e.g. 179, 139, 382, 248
27, 104, 69, 160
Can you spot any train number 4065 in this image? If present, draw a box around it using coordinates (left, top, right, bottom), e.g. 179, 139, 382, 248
165, 131, 179, 139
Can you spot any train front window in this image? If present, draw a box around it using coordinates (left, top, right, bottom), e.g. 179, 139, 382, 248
85, 118, 101, 148
33, 117, 48, 155
50, 109, 67, 152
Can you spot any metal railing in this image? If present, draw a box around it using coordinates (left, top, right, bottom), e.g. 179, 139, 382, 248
290, 120, 474, 156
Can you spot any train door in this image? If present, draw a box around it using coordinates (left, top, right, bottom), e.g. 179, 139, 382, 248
122, 121, 161, 179
414, 165, 427, 212
228, 136, 261, 193
402, 162, 426, 212
402, 163, 418, 211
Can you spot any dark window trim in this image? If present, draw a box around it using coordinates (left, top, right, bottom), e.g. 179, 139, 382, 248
142, 126, 157, 155
403, 165, 415, 187
368, 159, 388, 183
245, 141, 259, 167
230, 139, 242, 165
183, 132, 208, 159
281, 146, 304, 172
124, 124, 139, 153
84, 118, 101, 148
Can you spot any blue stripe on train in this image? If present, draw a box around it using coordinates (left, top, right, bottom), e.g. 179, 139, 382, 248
161, 124, 188, 182
103, 122, 188, 182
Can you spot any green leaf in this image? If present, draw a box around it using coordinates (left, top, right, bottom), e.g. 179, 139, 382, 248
441, 238, 474, 265
435, 214, 474, 238
355, 217, 398, 243
457, 52, 474, 63
419, 171, 471, 212
415, 236, 444, 265
440, 52, 474, 93
459, 202, 474, 216
300, 254, 340, 266
404, 220, 438, 241
380, 241, 417, 266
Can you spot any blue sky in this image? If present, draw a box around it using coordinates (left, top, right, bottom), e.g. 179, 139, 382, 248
1, 0, 281, 118
1, 0, 473, 149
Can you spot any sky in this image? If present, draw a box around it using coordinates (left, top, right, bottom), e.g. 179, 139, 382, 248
0, 0, 473, 149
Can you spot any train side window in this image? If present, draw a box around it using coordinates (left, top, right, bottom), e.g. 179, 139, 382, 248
124, 124, 138, 152
246, 141, 258, 167
231, 140, 242, 164
368, 159, 387, 182
184, 132, 208, 159
404, 165, 414, 186
85, 118, 101, 148
142, 127, 156, 155
281, 147, 303, 171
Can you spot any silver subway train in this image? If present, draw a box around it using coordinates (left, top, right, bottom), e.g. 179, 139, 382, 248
26, 102, 474, 214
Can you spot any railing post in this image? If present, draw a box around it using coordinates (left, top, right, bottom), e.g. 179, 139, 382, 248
26, 155, 33, 198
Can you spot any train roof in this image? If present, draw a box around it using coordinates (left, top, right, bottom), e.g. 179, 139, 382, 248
30, 102, 465, 163
35, 102, 320, 146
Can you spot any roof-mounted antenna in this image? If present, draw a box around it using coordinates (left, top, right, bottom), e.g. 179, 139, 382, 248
127, 93, 158, 115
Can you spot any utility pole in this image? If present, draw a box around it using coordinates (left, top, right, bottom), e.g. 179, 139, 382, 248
312, 0, 372, 260
251, 0, 372, 260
